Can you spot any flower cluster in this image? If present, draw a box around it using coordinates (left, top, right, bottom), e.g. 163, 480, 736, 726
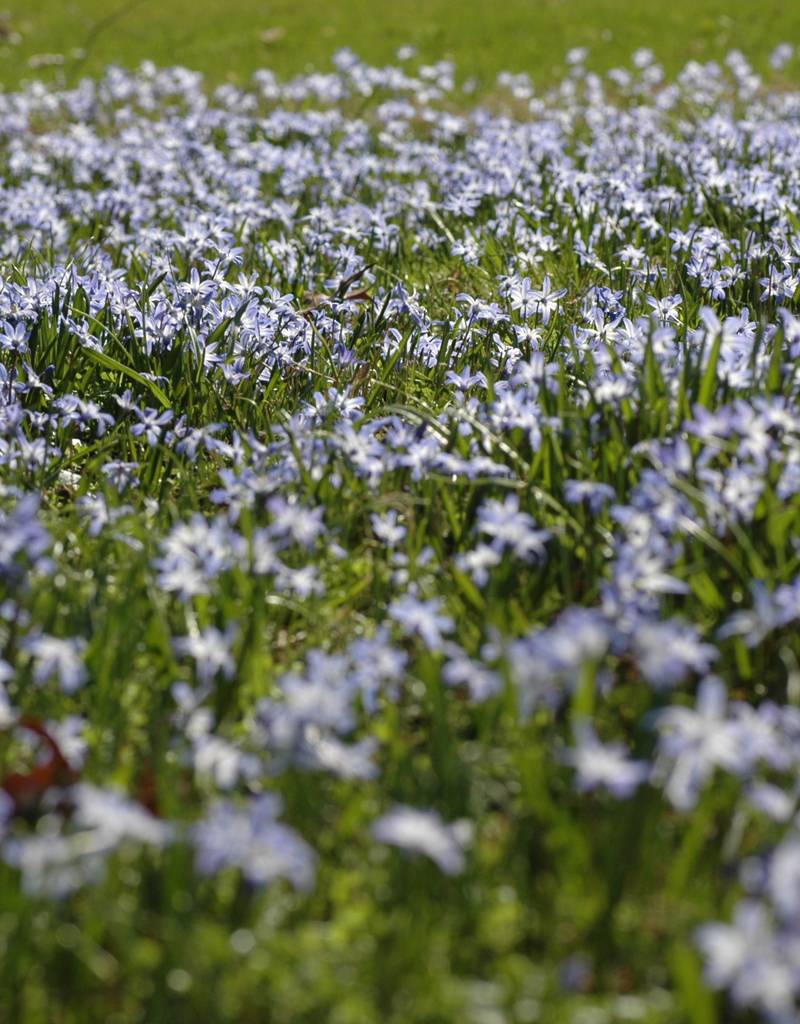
0, 45, 799, 1020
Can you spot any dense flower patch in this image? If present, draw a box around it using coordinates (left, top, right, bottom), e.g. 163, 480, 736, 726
1, 45, 800, 1022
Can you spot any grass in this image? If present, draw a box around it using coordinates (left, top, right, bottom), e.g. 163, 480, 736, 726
3, 0, 800, 90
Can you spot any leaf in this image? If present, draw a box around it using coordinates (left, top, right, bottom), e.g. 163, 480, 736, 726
697, 331, 722, 409
452, 568, 485, 612
669, 943, 717, 1024
81, 344, 170, 408
688, 571, 725, 612
767, 325, 784, 394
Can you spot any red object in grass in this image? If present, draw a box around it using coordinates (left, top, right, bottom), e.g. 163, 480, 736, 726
1, 717, 78, 815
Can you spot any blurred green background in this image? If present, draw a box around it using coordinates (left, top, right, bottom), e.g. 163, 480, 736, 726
1, 0, 799, 90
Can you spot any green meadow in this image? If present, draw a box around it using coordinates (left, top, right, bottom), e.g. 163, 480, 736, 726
3, 0, 800, 89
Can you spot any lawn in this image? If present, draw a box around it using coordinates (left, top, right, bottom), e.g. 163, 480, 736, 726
1, 5, 800, 1024
3, 0, 800, 89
